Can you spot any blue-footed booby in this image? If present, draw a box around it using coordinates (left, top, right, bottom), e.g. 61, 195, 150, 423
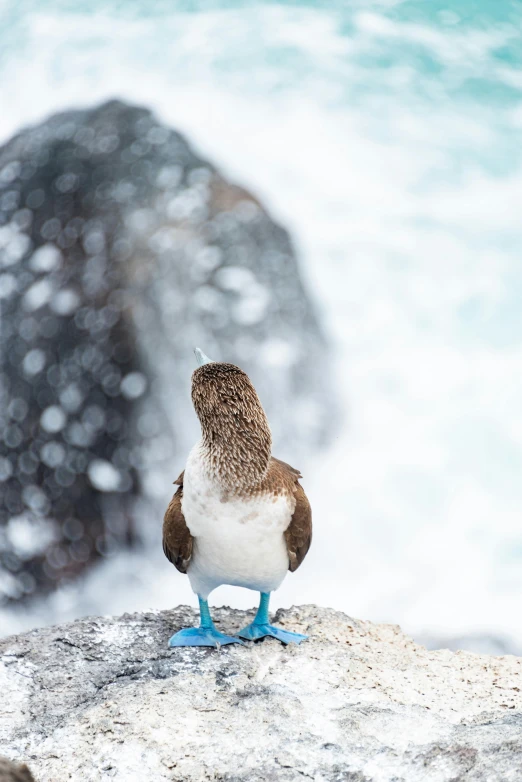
162, 347, 312, 647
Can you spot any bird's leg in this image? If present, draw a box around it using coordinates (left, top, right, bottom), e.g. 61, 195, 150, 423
168, 596, 244, 648
237, 592, 308, 645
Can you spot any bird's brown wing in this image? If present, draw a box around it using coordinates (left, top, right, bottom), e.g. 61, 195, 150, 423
269, 457, 312, 572
271, 456, 302, 480
285, 481, 312, 572
162, 470, 193, 574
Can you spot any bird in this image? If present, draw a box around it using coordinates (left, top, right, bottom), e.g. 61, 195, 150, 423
162, 347, 312, 647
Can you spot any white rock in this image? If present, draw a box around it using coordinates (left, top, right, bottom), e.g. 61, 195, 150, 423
0, 606, 520, 782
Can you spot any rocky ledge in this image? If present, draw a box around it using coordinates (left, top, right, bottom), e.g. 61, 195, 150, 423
1, 605, 521, 781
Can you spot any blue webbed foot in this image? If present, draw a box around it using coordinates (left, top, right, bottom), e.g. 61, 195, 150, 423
237, 622, 308, 645
169, 626, 244, 648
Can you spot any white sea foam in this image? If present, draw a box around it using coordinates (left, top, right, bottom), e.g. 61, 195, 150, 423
0, 1, 521, 645
87, 460, 122, 492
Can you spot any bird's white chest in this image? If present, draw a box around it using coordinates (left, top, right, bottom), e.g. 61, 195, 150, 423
181, 444, 292, 597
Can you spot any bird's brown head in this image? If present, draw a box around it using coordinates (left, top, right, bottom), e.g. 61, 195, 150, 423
191, 349, 272, 492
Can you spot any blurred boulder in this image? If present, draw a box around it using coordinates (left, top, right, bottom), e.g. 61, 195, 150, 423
0, 100, 335, 605
0, 758, 35, 782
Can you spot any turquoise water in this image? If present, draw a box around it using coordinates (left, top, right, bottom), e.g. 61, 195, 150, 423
1, 0, 522, 640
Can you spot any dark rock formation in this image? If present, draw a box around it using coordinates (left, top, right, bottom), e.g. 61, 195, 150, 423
1, 605, 521, 781
0, 759, 35, 782
0, 100, 334, 606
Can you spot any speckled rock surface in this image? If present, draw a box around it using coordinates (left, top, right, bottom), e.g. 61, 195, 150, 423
1, 605, 521, 782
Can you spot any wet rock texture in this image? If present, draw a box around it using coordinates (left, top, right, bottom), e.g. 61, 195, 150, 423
0, 100, 333, 605
1, 605, 521, 782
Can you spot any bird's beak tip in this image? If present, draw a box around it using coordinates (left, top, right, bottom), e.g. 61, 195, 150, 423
194, 347, 214, 367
